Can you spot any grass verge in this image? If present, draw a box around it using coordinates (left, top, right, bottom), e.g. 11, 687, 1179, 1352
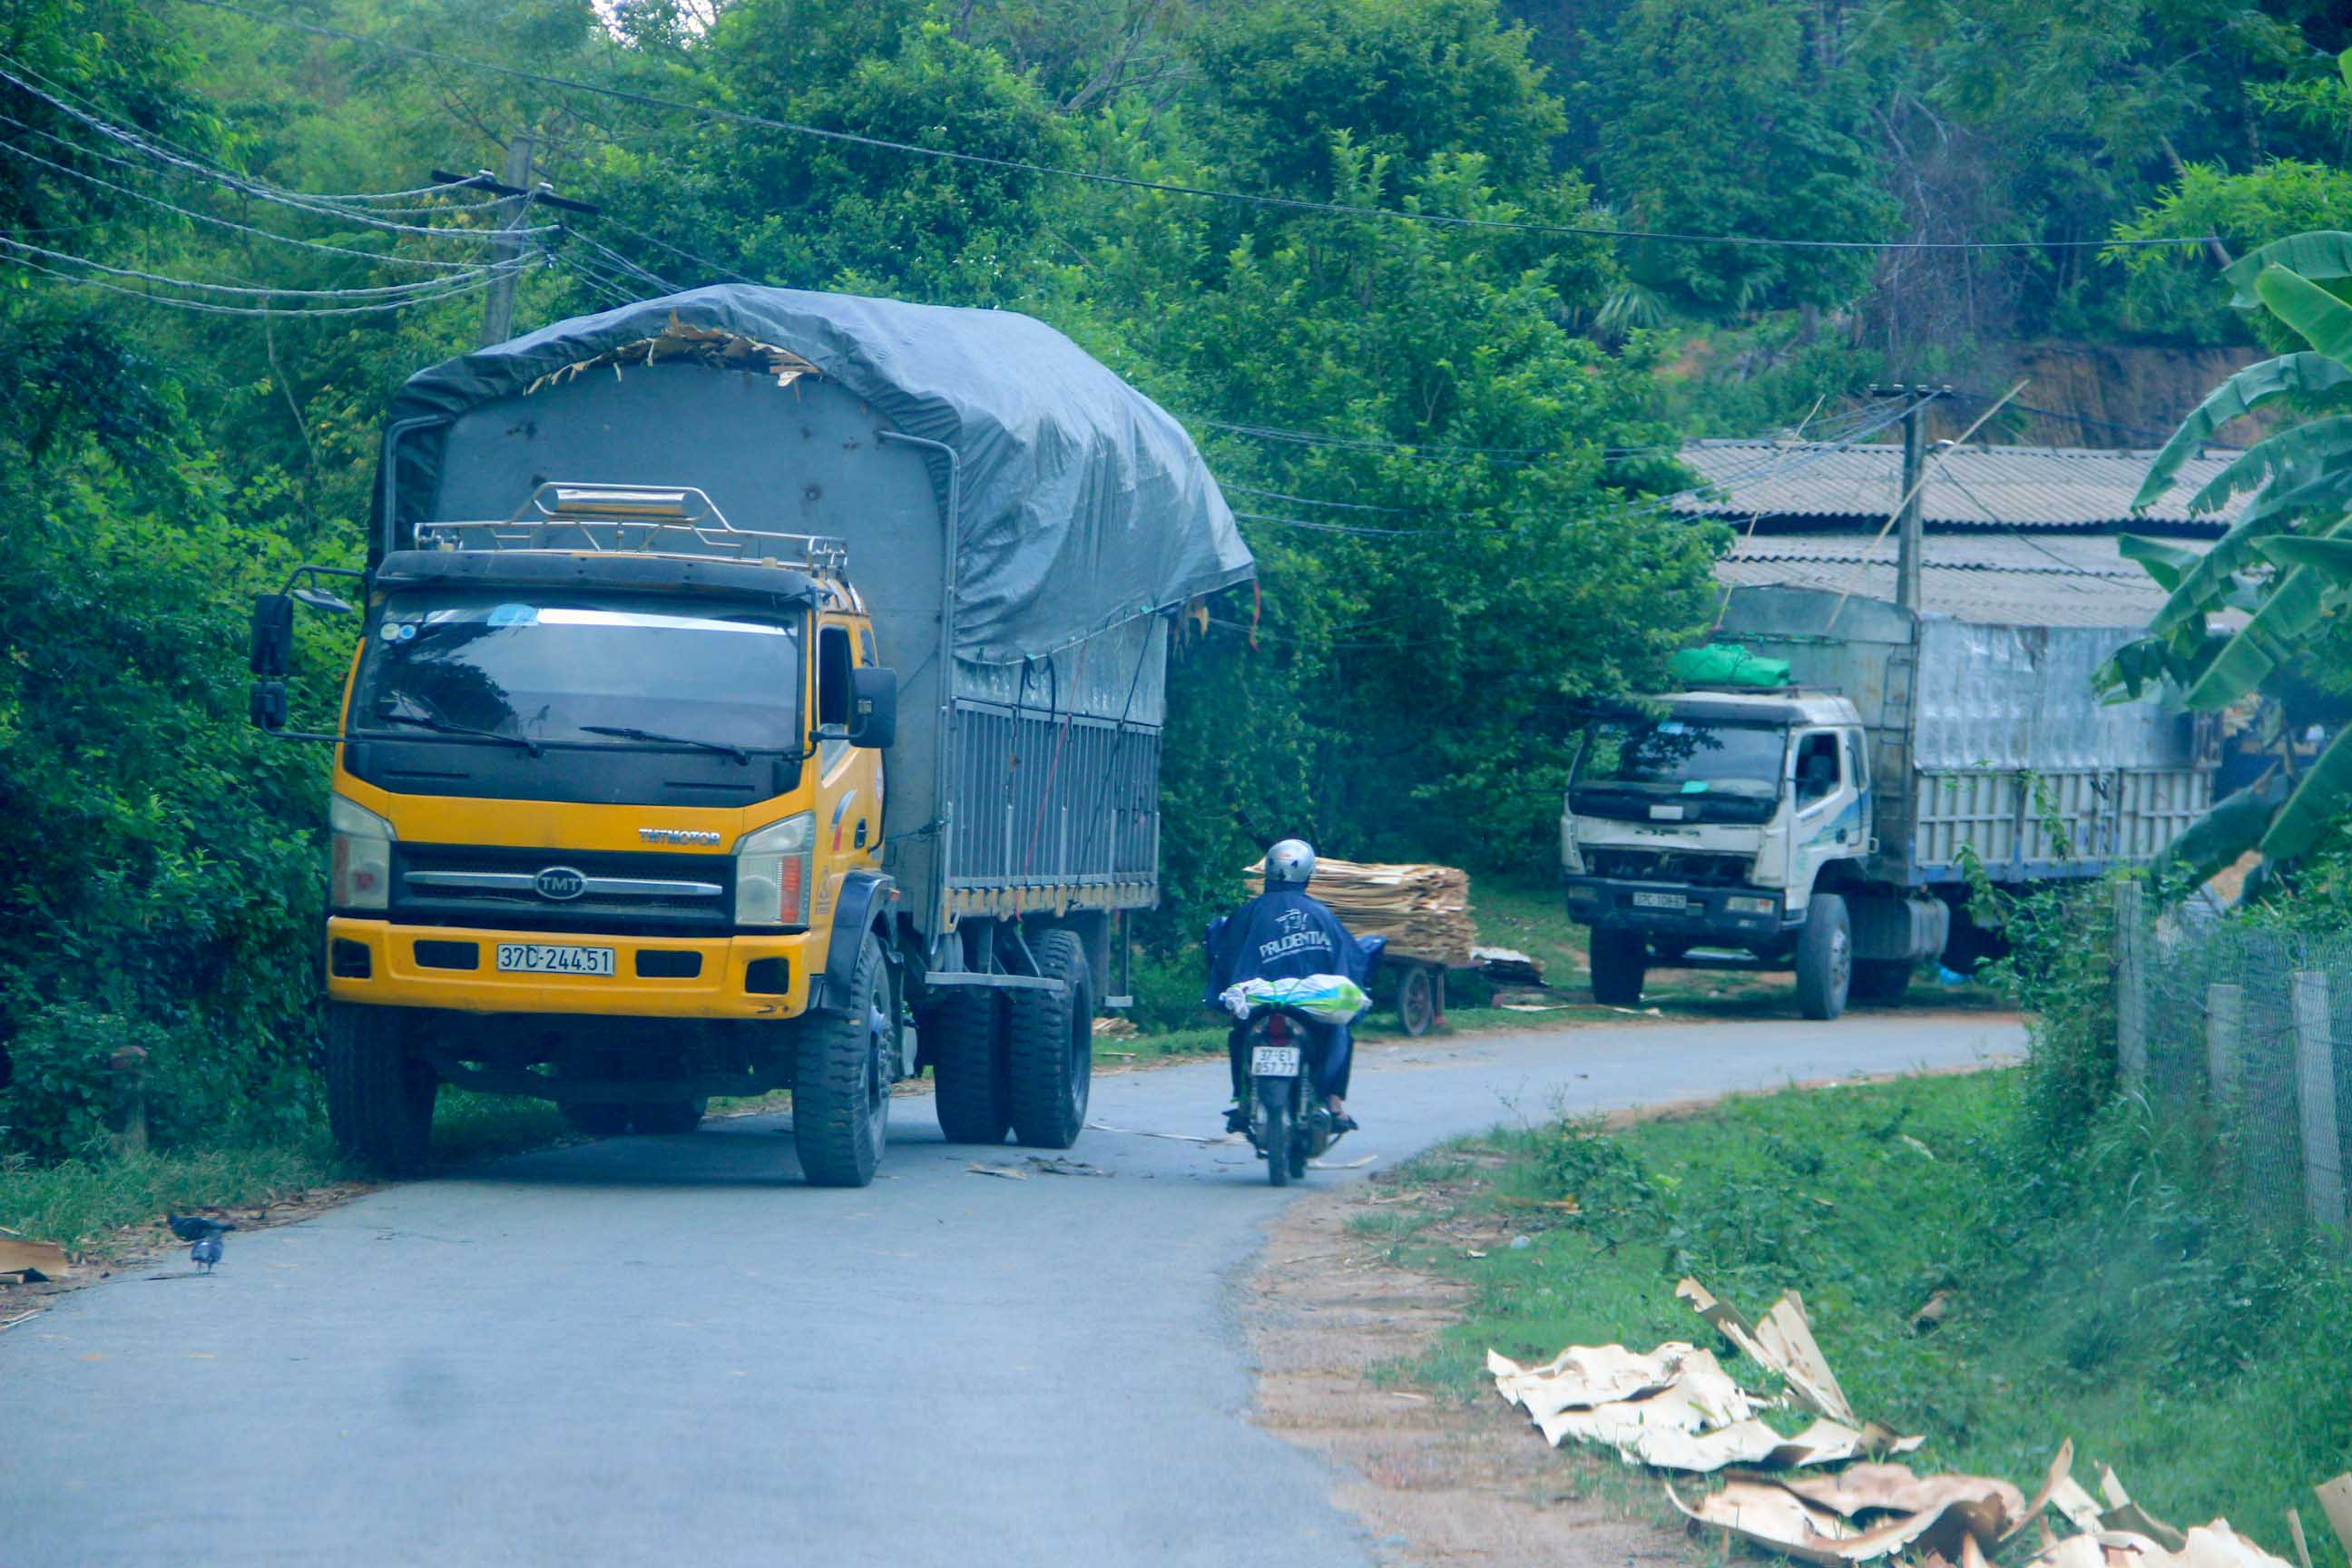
1362, 1070, 2350, 1565
0, 1090, 572, 1260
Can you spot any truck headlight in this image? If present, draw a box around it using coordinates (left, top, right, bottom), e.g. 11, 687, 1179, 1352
1560, 815, 1583, 874
329, 793, 395, 912
1726, 895, 1774, 916
735, 811, 814, 927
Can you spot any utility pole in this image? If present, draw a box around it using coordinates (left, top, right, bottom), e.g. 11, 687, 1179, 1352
480, 135, 534, 348
433, 142, 599, 348
1869, 385, 1945, 614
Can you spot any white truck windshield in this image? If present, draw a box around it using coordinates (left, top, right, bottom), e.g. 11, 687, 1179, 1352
1575, 718, 1787, 797
352, 590, 804, 753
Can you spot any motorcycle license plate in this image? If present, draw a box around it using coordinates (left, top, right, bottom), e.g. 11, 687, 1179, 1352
495, 943, 616, 976
1632, 891, 1687, 911
1251, 1044, 1301, 1077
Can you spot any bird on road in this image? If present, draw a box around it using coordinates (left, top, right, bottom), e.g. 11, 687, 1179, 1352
168, 1213, 237, 1274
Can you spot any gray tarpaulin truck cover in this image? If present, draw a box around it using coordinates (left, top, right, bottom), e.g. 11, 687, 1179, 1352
370, 284, 1255, 664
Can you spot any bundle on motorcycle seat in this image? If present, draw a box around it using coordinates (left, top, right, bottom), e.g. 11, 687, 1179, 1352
1219, 975, 1371, 1024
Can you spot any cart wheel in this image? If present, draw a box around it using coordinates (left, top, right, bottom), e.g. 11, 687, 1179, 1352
1398, 965, 1437, 1037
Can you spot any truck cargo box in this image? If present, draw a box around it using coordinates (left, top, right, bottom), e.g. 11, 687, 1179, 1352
370, 289, 1252, 936
1717, 586, 2211, 885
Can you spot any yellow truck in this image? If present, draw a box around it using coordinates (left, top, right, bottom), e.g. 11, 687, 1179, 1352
249, 289, 1250, 1185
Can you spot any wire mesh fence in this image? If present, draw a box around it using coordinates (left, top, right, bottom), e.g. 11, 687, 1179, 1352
2116, 883, 2351, 1239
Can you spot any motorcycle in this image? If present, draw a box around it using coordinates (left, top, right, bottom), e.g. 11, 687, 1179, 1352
1239, 1004, 1334, 1187
1205, 929, 1387, 1188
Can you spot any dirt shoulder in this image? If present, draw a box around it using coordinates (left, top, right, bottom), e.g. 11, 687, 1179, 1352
1244, 1181, 1692, 1568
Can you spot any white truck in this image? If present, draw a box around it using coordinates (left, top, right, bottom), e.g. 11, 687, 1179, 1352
1562, 586, 2216, 1018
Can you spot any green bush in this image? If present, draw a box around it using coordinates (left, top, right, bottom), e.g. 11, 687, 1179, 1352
0, 314, 340, 1163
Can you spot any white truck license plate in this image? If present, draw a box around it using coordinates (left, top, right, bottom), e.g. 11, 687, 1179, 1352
496, 943, 616, 976
1250, 1044, 1302, 1077
1632, 891, 1687, 911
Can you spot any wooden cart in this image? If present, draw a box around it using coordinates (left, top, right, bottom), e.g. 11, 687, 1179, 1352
1387, 955, 1453, 1037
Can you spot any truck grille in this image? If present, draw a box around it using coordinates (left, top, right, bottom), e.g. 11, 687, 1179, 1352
390, 843, 734, 934
1587, 848, 1752, 887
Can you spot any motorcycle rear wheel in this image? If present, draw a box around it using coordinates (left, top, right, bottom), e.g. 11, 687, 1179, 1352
1258, 1079, 1291, 1188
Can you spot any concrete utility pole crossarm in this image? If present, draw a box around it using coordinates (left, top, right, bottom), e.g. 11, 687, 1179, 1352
431, 142, 599, 348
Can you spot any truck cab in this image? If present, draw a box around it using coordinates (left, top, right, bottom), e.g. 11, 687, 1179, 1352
257, 485, 907, 1184
1563, 690, 1943, 1019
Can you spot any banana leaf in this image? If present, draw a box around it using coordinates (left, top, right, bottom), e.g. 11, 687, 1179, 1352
2116, 534, 2201, 592
2130, 353, 2352, 510
2255, 265, 2352, 361
2157, 772, 2289, 890
2181, 511, 2352, 709
2260, 725, 2352, 861
2256, 534, 2352, 578
2182, 416, 2352, 514
2145, 463, 2352, 635
2223, 232, 2352, 309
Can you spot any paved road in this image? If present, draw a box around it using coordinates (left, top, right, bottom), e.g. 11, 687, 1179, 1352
3, 1012, 2018, 1567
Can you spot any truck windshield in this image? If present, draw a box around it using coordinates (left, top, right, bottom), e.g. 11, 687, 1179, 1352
352, 590, 803, 753
1574, 718, 1787, 797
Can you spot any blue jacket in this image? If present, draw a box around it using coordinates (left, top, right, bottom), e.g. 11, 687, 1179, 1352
1205, 886, 1356, 999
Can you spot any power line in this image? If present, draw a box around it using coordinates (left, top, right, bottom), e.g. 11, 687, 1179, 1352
1221, 484, 1410, 514
1232, 509, 1414, 537
0, 60, 559, 242
1197, 417, 1549, 457
593, 213, 764, 286
0, 247, 514, 316
0, 50, 496, 209
1946, 387, 2180, 446
0, 233, 526, 299
162, 0, 2221, 257
0, 122, 496, 270
562, 227, 673, 294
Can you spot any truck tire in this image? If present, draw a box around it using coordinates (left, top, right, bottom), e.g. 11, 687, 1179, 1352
1850, 959, 1913, 1004
793, 930, 891, 1188
929, 986, 1011, 1144
628, 1099, 708, 1135
1588, 928, 1647, 1008
1007, 928, 1093, 1150
324, 1003, 438, 1177
1795, 894, 1853, 1021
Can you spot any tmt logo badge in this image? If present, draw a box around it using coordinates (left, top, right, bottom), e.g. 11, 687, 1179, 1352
534, 866, 587, 901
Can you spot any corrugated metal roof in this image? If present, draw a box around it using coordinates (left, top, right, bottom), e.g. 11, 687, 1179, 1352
1716, 529, 2218, 627
1675, 439, 2245, 532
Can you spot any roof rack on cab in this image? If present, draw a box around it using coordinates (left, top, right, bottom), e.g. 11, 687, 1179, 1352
416, 481, 852, 578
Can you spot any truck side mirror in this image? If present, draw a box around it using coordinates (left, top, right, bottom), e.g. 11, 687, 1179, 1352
250, 593, 294, 678
848, 666, 898, 750
250, 680, 289, 732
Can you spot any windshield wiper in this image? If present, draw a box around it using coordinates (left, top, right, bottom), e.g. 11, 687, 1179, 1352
579, 724, 750, 764
369, 711, 543, 757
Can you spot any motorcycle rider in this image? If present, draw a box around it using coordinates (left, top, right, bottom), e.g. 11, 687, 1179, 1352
1205, 838, 1360, 1136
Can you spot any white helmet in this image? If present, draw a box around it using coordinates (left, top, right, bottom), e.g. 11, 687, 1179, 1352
1266, 838, 1317, 887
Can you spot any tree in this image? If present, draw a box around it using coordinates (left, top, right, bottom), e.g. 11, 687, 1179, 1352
2104, 223, 2352, 879
1581, 0, 1895, 317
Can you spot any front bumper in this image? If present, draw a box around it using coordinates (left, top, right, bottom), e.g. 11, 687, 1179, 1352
1564, 877, 1787, 939
324, 917, 818, 1019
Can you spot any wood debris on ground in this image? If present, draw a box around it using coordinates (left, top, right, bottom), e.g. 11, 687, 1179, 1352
1475, 946, 1546, 985
0, 1237, 72, 1283
1249, 855, 1477, 966
1490, 1280, 2314, 1568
